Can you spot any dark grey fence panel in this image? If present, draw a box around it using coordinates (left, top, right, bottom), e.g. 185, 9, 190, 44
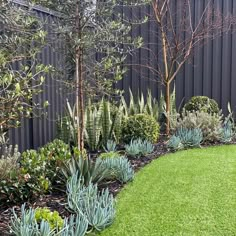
118, 0, 236, 114
9, 2, 69, 152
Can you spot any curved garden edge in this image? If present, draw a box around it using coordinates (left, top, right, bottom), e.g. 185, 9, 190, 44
101, 144, 236, 236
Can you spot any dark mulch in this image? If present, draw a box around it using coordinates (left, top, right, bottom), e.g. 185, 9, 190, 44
0, 138, 168, 235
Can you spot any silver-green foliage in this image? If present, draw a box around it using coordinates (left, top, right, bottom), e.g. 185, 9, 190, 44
10, 204, 88, 236
167, 135, 183, 151
67, 173, 115, 232
125, 139, 155, 157
98, 157, 134, 183
176, 127, 203, 148
176, 109, 223, 142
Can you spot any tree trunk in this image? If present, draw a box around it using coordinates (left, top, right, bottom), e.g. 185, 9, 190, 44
78, 48, 84, 151
165, 81, 170, 136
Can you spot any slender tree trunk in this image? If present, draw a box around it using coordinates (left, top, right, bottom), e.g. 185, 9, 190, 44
165, 81, 170, 136
75, 3, 84, 151
75, 53, 80, 149
78, 47, 84, 151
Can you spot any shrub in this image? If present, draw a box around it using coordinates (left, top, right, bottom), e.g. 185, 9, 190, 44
35, 208, 64, 231
176, 110, 223, 142
125, 139, 155, 157
122, 114, 160, 143
184, 96, 219, 114
67, 173, 115, 231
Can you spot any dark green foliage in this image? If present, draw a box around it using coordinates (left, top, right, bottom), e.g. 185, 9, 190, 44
0, 139, 72, 204
122, 114, 160, 144
184, 96, 219, 114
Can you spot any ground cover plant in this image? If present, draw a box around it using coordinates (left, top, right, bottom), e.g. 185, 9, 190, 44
101, 145, 236, 236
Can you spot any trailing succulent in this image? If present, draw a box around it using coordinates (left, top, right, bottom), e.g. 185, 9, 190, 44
67, 173, 115, 232
125, 139, 155, 157
122, 114, 160, 144
10, 204, 88, 236
184, 96, 219, 114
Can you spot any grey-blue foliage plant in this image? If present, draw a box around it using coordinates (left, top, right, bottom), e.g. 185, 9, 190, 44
220, 121, 234, 143
10, 204, 89, 236
105, 140, 117, 152
66, 173, 115, 232
125, 138, 154, 157
176, 127, 203, 148
167, 135, 183, 151
97, 157, 134, 183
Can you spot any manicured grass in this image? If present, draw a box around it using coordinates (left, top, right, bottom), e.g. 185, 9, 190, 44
101, 145, 236, 236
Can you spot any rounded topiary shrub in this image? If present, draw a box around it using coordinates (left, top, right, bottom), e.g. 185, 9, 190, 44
122, 114, 160, 144
184, 96, 219, 114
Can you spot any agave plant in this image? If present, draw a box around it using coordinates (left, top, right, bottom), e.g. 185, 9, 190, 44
61, 149, 109, 186
66, 173, 115, 232
104, 140, 117, 152
97, 156, 134, 183
220, 121, 234, 143
176, 127, 203, 148
167, 135, 183, 151
125, 139, 155, 157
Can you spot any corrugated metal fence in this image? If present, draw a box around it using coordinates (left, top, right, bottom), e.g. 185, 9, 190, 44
9, 1, 70, 151
117, 0, 236, 115
9, 0, 236, 151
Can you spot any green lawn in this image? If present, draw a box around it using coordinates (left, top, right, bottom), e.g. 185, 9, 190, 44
101, 145, 236, 236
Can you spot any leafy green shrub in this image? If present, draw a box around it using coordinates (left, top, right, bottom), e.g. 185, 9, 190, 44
98, 157, 134, 183
176, 110, 223, 142
184, 96, 219, 114
35, 208, 64, 231
125, 139, 155, 157
176, 127, 203, 148
67, 173, 115, 232
167, 136, 183, 151
122, 114, 160, 143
